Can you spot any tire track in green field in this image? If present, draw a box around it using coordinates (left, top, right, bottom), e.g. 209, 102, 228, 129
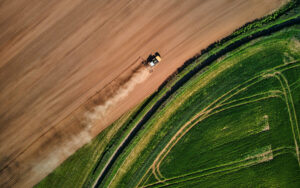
274, 71, 300, 164
165, 146, 296, 188
145, 146, 294, 188
140, 170, 154, 188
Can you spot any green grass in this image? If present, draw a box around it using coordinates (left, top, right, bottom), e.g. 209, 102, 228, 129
36, 1, 300, 187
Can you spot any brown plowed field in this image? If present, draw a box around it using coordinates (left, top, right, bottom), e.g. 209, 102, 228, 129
0, 0, 286, 187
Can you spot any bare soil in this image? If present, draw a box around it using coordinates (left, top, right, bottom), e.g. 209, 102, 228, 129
0, 0, 286, 187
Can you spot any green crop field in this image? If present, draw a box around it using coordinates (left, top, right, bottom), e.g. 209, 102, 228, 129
36, 1, 300, 188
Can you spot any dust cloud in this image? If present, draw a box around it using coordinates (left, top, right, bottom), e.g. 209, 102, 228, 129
32, 66, 150, 180
30, 127, 92, 182
84, 66, 151, 127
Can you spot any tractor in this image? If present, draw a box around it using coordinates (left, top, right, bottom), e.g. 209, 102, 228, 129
142, 52, 161, 69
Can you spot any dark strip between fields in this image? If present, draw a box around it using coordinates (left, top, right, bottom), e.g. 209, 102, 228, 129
90, 90, 157, 174
94, 16, 300, 188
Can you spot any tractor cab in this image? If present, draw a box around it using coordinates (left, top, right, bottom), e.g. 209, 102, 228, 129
147, 52, 161, 67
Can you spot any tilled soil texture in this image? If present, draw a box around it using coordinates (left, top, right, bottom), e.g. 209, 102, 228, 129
0, 0, 286, 187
